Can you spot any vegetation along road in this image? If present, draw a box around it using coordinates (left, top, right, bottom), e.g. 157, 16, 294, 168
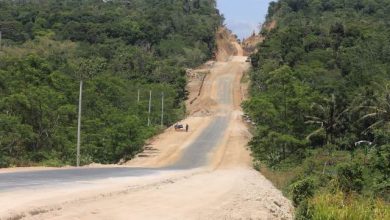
1, 0, 390, 219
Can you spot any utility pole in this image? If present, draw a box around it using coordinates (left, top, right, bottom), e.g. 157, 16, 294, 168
137, 89, 140, 103
147, 90, 152, 126
76, 80, 83, 167
161, 92, 164, 127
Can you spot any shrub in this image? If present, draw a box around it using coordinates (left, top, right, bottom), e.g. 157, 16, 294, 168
253, 161, 261, 171
337, 162, 364, 193
39, 158, 65, 167
291, 177, 316, 207
0, 155, 10, 168
295, 200, 311, 220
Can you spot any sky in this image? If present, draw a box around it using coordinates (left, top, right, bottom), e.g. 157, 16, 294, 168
216, 0, 274, 40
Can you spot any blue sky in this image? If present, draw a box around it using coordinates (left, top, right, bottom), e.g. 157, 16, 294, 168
216, 0, 273, 40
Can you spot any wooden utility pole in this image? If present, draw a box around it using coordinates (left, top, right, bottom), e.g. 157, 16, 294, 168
147, 90, 152, 126
0, 31, 2, 51
76, 80, 83, 167
161, 92, 164, 127
137, 89, 140, 103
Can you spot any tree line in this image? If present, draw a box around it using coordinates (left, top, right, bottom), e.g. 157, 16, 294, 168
245, 0, 389, 218
0, 0, 223, 167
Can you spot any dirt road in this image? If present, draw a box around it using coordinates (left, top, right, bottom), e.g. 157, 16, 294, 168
0, 36, 293, 220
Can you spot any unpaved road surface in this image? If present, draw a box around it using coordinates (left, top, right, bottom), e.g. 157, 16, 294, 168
0, 40, 293, 219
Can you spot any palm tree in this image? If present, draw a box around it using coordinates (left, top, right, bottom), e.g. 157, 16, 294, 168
359, 85, 390, 133
305, 94, 350, 174
305, 94, 349, 144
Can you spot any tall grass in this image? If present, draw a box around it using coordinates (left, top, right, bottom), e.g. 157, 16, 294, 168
257, 162, 302, 190
309, 191, 390, 220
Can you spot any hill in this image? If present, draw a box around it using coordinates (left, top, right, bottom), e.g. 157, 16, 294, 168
0, 0, 223, 167
245, 0, 390, 219
242, 20, 276, 55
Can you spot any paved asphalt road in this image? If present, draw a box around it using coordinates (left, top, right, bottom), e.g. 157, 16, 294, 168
0, 116, 228, 191
0, 75, 233, 191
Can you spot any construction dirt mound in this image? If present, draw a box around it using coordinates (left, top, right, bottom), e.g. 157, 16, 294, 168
215, 27, 239, 61
189, 97, 218, 117
242, 20, 276, 55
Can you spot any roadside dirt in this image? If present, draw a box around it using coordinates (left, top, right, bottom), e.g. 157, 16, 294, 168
13, 169, 291, 220
0, 27, 293, 220
242, 20, 277, 55
215, 27, 240, 61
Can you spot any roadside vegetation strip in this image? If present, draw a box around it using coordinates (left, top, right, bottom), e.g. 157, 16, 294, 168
244, 0, 390, 219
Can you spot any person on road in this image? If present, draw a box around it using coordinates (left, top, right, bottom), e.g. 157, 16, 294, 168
186, 124, 189, 132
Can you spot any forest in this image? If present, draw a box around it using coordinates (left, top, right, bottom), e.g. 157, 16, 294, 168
245, 0, 390, 219
0, 0, 223, 167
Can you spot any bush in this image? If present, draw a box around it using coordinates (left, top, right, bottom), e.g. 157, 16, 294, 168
337, 162, 364, 193
253, 161, 261, 171
295, 200, 311, 220
370, 144, 390, 201
291, 177, 316, 207
0, 155, 10, 168
39, 158, 65, 167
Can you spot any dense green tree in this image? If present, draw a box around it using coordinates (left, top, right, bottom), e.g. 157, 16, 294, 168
246, 0, 390, 217
0, 0, 222, 166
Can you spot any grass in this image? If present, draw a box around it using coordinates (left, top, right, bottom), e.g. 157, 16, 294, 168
240, 71, 250, 84
256, 161, 302, 191
38, 159, 67, 167
309, 191, 390, 220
